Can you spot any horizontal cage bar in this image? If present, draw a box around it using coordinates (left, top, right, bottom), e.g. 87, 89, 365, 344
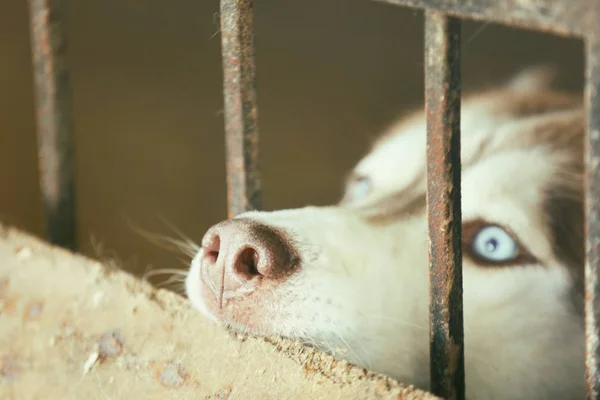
375, 0, 588, 38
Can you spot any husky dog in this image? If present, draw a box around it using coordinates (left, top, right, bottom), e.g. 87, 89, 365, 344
185, 67, 586, 399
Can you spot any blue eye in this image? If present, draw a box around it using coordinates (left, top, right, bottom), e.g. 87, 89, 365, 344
345, 176, 371, 202
471, 225, 519, 263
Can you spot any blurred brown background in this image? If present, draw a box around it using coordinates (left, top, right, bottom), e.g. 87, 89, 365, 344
0, 0, 584, 278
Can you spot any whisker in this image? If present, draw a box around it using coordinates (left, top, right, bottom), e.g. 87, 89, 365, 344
176, 256, 194, 266
156, 214, 203, 256
316, 330, 336, 355
465, 21, 491, 44
155, 275, 187, 288
142, 268, 188, 280
363, 314, 427, 331
338, 326, 373, 369
332, 330, 370, 370
157, 214, 199, 243
122, 215, 200, 258
172, 282, 188, 295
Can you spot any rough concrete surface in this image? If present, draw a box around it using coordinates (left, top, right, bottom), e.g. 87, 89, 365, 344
0, 226, 438, 400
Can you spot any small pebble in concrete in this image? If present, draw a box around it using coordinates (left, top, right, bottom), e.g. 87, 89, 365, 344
0, 355, 20, 383
157, 361, 188, 388
98, 329, 125, 358
23, 301, 43, 321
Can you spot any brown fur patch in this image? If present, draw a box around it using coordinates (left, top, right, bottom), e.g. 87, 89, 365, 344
361, 193, 427, 226
543, 171, 585, 298
519, 109, 585, 152
373, 88, 582, 150
488, 90, 582, 120
349, 86, 586, 302
351, 174, 427, 226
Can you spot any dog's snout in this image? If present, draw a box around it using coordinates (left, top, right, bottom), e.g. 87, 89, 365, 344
199, 218, 298, 306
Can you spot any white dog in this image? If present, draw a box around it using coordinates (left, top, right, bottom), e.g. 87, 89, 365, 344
186, 67, 586, 399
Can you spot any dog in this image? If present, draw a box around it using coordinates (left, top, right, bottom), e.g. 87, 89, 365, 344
185, 67, 586, 399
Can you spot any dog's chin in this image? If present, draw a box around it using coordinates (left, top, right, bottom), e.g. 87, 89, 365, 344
185, 254, 218, 323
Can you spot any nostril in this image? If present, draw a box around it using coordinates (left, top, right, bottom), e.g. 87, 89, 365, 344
202, 233, 221, 264
234, 247, 262, 279
204, 250, 218, 265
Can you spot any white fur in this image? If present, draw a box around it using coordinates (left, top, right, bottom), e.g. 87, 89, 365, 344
186, 69, 586, 399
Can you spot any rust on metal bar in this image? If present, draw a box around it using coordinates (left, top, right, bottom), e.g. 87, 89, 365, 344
376, 0, 587, 38
27, 0, 77, 250
220, 0, 262, 217
585, 10, 600, 398
424, 9, 465, 400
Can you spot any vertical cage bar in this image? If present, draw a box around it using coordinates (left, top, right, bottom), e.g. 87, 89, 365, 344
220, 0, 262, 217
27, 0, 77, 251
585, 22, 600, 400
424, 10, 465, 400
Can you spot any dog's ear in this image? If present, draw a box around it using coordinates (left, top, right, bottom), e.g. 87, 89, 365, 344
505, 65, 558, 93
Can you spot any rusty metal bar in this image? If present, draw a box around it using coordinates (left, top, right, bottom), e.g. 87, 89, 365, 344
585, 13, 600, 398
376, 0, 586, 38
424, 10, 465, 400
220, 0, 262, 217
27, 0, 77, 251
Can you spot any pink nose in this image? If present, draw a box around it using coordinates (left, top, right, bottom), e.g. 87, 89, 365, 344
199, 218, 299, 305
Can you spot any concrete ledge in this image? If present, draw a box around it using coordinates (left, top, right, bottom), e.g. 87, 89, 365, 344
0, 226, 437, 399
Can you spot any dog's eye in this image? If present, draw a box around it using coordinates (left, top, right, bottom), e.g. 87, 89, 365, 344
471, 225, 519, 263
345, 175, 372, 202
